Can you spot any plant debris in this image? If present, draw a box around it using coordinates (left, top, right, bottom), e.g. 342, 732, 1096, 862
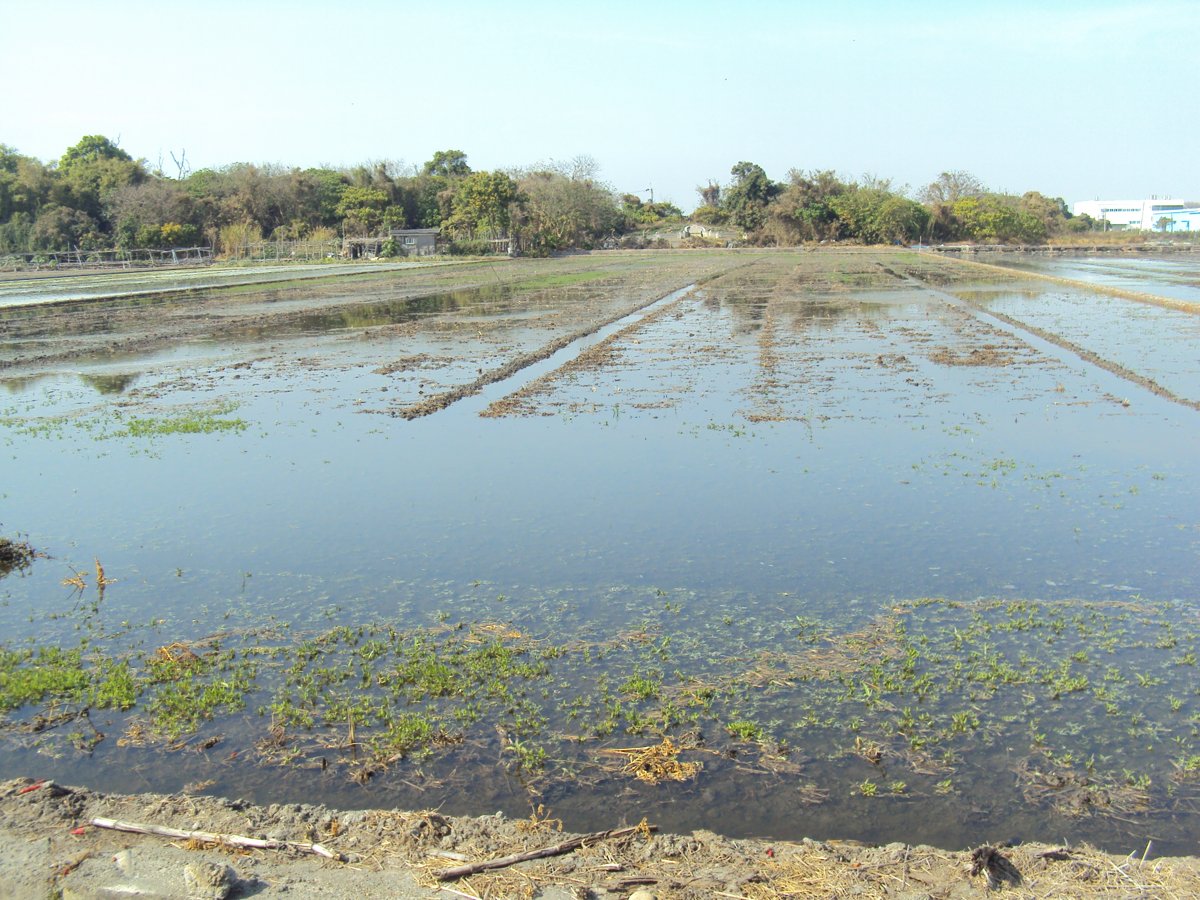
0, 535, 37, 578
606, 737, 702, 784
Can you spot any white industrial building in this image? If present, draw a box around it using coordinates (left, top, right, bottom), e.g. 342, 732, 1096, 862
1071, 198, 1200, 231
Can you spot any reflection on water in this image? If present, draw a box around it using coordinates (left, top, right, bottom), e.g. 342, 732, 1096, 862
78, 372, 140, 394
979, 252, 1200, 305
1, 251, 1199, 854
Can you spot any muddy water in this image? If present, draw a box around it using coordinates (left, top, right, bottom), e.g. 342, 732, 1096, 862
1, 250, 1199, 854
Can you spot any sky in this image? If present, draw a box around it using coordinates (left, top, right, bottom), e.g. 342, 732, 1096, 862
2, 0, 1196, 212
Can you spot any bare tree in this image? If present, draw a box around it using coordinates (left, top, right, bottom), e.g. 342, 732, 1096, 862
697, 180, 721, 208
920, 170, 986, 205
169, 149, 190, 180
569, 154, 600, 181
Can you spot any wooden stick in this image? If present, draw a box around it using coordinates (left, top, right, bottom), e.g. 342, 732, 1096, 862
436, 824, 655, 880
88, 817, 342, 861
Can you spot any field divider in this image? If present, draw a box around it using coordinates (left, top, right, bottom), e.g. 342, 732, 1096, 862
902, 270, 1200, 412
387, 284, 697, 420
386, 262, 749, 420
479, 283, 708, 418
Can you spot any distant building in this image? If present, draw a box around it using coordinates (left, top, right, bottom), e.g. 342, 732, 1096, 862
1071, 198, 1198, 231
342, 227, 441, 259
1152, 209, 1200, 233
388, 227, 440, 256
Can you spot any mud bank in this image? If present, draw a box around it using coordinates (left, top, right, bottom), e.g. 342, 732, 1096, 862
2, 778, 1197, 899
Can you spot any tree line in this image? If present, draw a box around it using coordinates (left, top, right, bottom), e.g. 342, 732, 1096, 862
694, 165, 1095, 245
0, 138, 630, 257
0, 136, 1103, 257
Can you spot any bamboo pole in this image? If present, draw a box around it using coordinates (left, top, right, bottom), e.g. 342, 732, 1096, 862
88, 817, 342, 861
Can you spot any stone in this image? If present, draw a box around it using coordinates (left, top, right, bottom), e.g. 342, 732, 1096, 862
183, 861, 235, 900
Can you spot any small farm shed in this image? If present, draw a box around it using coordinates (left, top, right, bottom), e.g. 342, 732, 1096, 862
343, 228, 441, 259
389, 227, 440, 256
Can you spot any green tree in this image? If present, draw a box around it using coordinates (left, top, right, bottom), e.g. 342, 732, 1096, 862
446, 171, 518, 238
422, 150, 471, 178
950, 194, 1045, 243
31, 204, 102, 250
54, 135, 145, 227
623, 194, 682, 225
767, 169, 846, 243
394, 172, 453, 228
872, 195, 930, 244
920, 171, 987, 242
0, 145, 52, 225
295, 168, 349, 227
809, 181, 931, 245
59, 135, 132, 170
1019, 191, 1069, 237
0, 212, 34, 253
336, 186, 390, 235
722, 161, 780, 232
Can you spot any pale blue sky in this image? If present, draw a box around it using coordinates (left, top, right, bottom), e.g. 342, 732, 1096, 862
2, 0, 1195, 210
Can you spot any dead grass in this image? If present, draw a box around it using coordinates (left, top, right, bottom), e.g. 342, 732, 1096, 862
929, 345, 1016, 367
603, 737, 702, 784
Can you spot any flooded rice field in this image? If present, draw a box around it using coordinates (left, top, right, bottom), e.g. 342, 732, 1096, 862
0, 260, 441, 309
980, 251, 1200, 307
1, 249, 1199, 855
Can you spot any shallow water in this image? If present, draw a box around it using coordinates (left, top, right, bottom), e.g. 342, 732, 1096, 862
0, 261, 436, 308
978, 252, 1200, 305
2, 250, 1198, 854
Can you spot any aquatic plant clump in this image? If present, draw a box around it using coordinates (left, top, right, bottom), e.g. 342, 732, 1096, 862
0, 536, 37, 578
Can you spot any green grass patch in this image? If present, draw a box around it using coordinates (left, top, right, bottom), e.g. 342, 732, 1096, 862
116, 402, 248, 437
511, 270, 611, 291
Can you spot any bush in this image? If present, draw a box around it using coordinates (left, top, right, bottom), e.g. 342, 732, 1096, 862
448, 238, 493, 256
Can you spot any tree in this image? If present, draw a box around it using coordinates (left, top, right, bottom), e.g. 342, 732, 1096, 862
31, 204, 102, 250
0, 145, 52, 224
696, 180, 721, 209
446, 171, 519, 238
58, 135, 132, 171
336, 186, 390, 235
1018, 191, 1069, 237
514, 170, 624, 252
722, 161, 780, 232
295, 168, 349, 227
920, 171, 988, 241
949, 194, 1045, 243
767, 169, 846, 243
422, 149, 471, 178
920, 170, 985, 206
872, 195, 930, 244
623, 193, 683, 225
53, 135, 145, 228
104, 179, 198, 247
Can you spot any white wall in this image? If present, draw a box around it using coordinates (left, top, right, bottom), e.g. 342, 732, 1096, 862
1072, 199, 1189, 230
